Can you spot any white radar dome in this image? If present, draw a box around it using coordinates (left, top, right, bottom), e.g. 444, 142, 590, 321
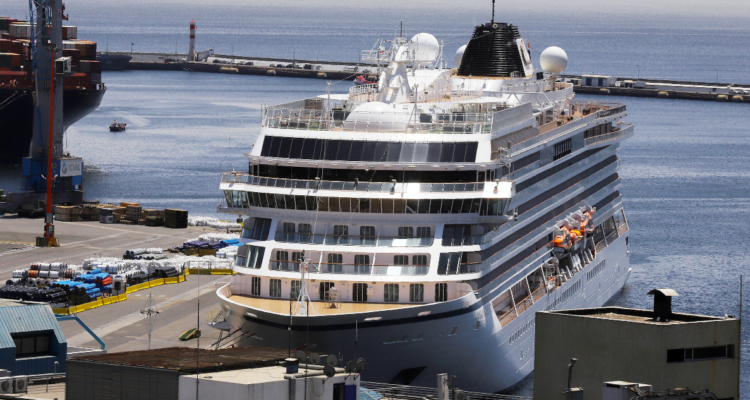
540, 46, 568, 73
409, 33, 440, 62
455, 44, 467, 68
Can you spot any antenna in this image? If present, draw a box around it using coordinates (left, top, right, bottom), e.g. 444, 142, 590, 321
140, 293, 160, 350
491, 0, 496, 24
400, 20, 403, 38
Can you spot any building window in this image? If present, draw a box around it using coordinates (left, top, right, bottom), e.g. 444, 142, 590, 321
12, 332, 51, 358
409, 284, 424, 302
553, 138, 572, 161
416, 227, 431, 237
398, 227, 414, 238
251, 277, 261, 296
269, 279, 282, 298
435, 283, 448, 302
327, 253, 343, 273
290, 280, 301, 299
384, 284, 400, 303
393, 255, 409, 266
353, 283, 368, 302
667, 345, 734, 363
319, 282, 335, 301
354, 255, 370, 274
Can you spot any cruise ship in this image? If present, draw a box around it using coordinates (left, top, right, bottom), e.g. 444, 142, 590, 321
214, 18, 633, 393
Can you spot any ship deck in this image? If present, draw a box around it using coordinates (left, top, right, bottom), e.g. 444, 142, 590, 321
228, 294, 414, 316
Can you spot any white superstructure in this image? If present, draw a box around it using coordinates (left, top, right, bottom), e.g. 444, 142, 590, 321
214, 20, 633, 393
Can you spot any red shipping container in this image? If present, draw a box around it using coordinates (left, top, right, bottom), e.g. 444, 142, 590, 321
1, 33, 9, 40
0, 39, 10, 52
0, 71, 25, 86
10, 40, 22, 55
10, 53, 20, 67
79, 59, 91, 73
63, 72, 89, 90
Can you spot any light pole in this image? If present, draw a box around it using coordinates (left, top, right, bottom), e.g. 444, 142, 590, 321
636, 64, 640, 80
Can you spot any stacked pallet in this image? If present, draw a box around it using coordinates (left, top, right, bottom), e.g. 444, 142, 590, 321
165, 209, 188, 229
124, 203, 142, 224
143, 209, 165, 227
113, 206, 127, 223
55, 205, 80, 222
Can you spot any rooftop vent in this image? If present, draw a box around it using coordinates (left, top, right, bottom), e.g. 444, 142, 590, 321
647, 289, 679, 322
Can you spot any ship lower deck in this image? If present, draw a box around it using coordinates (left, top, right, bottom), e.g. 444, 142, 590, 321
228, 294, 414, 315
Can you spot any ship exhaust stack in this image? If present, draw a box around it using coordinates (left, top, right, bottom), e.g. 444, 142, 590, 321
647, 289, 679, 322
188, 20, 196, 61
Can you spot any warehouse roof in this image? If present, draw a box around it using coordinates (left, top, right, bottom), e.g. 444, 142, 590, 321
71, 346, 291, 373
545, 306, 732, 324
0, 300, 67, 349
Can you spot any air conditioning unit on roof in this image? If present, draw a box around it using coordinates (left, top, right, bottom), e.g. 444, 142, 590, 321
12, 376, 27, 393
0, 378, 12, 394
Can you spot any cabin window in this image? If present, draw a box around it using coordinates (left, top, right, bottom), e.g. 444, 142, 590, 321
384, 284, 400, 303
333, 225, 349, 244
269, 279, 282, 298
398, 227, 414, 238
435, 283, 448, 302
327, 254, 343, 273
290, 280, 301, 299
393, 255, 409, 266
360, 226, 376, 245
553, 138, 572, 161
410, 284, 424, 303
354, 255, 370, 274
416, 227, 431, 237
353, 283, 368, 302
251, 277, 261, 296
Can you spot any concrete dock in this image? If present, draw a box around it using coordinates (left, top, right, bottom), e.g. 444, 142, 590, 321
0, 216, 230, 353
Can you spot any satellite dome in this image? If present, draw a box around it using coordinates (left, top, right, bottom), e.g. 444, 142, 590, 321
540, 46, 568, 73
409, 33, 440, 62
455, 44, 467, 68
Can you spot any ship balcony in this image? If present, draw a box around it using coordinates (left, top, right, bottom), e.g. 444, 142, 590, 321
269, 260, 430, 276
221, 173, 488, 194
274, 232, 433, 247
491, 102, 628, 159
347, 83, 483, 103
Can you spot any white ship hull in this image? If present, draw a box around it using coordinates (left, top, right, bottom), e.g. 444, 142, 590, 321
217, 233, 629, 393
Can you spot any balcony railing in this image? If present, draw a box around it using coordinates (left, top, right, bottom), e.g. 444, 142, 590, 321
261, 98, 532, 135
498, 308, 517, 327
221, 173, 486, 194
584, 124, 634, 146
274, 232, 434, 247
269, 260, 429, 276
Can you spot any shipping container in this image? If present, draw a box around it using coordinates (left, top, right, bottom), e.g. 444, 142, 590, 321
88, 60, 101, 73
62, 40, 77, 50
62, 26, 77, 40
8, 23, 31, 39
90, 72, 101, 85
63, 72, 89, 90
0, 71, 25, 85
0, 39, 9, 52
63, 48, 81, 69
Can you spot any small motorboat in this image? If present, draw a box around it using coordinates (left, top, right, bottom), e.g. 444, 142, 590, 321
109, 120, 127, 132
353, 75, 377, 86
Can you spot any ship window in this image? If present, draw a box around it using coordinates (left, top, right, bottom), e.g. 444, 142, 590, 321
290, 280, 301, 299
278, 137, 293, 158
400, 142, 415, 162
440, 143, 455, 162
333, 225, 348, 244
413, 255, 428, 266
269, 279, 282, 298
354, 255, 370, 274
349, 141, 364, 161
413, 143, 429, 163
319, 282, 335, 301
290, 138, 304, 159
298, 223, 312, 240
268, 136, 282, 157
243, 245, 265, 269
384, 284, 400, 303
398, 227, 414, 238
553, 138, 572, 161
394, 255, 409, 266
326, 254, 343, 273
251, 277, 261, 296
435, 283, 448, 302
416, 227, 431, 238
353, 283, 368, 302
410, 284, 424, 303
282, 222, 295, 233
387, 143, 402, 162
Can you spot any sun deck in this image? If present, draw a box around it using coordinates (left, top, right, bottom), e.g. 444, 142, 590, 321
228, 294, 415, 316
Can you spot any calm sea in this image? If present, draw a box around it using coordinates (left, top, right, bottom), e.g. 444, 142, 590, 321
1, 1, 749, 395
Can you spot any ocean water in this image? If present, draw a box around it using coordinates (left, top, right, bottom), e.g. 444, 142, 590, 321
1, 1, 750, 396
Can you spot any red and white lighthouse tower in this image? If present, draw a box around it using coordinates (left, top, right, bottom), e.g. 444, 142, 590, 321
188, 20, 196, 61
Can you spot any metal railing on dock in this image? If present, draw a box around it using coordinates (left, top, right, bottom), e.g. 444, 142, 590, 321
360, 381, 531, 400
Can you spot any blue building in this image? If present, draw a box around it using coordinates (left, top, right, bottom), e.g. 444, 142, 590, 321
0, 300, 67, 376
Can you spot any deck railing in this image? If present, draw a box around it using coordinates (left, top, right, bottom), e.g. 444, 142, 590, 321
274, 232, 434, 247
584, 124, 634, 146
498, 308, 517, 327
221, 173, 486, 194
269, 260, 429, 276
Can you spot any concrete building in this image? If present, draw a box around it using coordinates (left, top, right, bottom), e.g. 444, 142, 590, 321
534, 290, 740, 400
179, 365, 359, 400
580, 75, 617, 87
66, 346, 346, 400
0, 299, 67, 376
